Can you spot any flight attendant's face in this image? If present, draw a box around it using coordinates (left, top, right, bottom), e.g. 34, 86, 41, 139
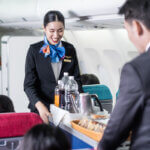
44, 21, 64, 45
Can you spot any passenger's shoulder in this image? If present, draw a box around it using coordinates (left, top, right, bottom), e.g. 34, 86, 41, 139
124, 51, 150, 79
130, 51, 149, 67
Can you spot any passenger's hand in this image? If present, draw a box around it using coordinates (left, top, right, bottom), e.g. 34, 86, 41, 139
35, 101, 51, 124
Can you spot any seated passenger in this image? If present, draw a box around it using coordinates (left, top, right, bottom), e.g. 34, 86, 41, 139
21, 124, 71, 150
81, 74, 100, 85
0, 95, 15, 113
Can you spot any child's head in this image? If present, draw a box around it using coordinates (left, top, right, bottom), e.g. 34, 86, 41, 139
0, 95, 15, 113
21, 124, 71, 150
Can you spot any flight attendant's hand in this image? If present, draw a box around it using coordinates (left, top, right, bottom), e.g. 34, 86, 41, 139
35, 101, 51, 124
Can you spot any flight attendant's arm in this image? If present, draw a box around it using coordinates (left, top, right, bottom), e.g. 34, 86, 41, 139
98, 63, 144, 150
35, 101, 51, 124
24, 46, 51, 123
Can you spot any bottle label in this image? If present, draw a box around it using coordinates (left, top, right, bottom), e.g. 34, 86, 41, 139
54, 94, 59, 107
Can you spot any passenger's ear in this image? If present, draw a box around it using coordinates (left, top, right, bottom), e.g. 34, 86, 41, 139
132, 20, 143, 36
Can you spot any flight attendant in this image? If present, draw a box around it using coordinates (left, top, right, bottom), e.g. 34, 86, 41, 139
24, 10, 82, 123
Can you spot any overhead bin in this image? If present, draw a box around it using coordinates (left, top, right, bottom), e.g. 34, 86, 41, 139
0, 0, 126, 29
37, 0, 125, 18
0, 0, 38, 22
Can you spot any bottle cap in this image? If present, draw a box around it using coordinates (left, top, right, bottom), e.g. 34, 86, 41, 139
58, 80, 61, 84
69, 76, 74, 80
64, 72, 69, 76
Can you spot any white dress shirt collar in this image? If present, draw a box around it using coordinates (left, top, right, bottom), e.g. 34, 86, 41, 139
145, 42, 150, 52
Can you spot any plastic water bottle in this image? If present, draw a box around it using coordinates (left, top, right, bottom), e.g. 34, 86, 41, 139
59, 72, 69, 109
61, 72, 69, 85
65, 76, 79, 112
54, 80, 61, 107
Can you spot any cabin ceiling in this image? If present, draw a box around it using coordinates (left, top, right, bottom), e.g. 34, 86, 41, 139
0, 0, 125, 30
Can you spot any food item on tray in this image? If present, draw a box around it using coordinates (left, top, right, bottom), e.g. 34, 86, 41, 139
78, 118, 106, 132
91, 114, 107, 119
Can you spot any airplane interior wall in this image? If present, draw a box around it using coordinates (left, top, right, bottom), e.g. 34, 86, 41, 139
0, 28, 139, 112
64, 29, 138, 106
1, 35, 43, 112
0, 28, 42, 112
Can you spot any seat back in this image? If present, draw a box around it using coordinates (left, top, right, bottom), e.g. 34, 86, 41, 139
0, 112, 43, 150
82, 84, 113, 113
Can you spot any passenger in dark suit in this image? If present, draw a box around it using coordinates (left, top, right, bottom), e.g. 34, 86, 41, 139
24, 11, 82, 124
98, 0, 150, 150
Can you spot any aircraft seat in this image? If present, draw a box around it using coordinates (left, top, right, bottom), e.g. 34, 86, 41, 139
0, 112, 43, 150
82, 84, 113, 113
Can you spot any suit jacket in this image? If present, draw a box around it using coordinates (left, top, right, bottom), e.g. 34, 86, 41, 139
98, 48, 150, 150
24, 41, 82, 112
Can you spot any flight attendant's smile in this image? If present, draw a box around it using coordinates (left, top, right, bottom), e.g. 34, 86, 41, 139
44, 21, 64, 45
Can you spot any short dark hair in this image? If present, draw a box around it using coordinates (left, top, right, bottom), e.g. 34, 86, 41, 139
21, 124, 71, 150
44, 10, 65, 27
119, 0, 150, 29
0, 95, 15, 113
81, 74, 100, 85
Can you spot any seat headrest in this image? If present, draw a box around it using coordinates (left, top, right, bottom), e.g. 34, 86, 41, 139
0, 112, 43, 138
82, 84, 112, 100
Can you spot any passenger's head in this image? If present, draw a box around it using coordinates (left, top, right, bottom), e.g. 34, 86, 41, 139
0, 95, 15, 113
119, 0, 150, 53
81, 74, 100, 85
21, 124, 71, 150
43, 10, 65, 45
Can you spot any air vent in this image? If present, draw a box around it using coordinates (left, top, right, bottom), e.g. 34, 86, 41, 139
22, 17, 28, 22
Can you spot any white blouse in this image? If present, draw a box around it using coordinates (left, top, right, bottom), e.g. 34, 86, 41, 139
51, 41, 63, 81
